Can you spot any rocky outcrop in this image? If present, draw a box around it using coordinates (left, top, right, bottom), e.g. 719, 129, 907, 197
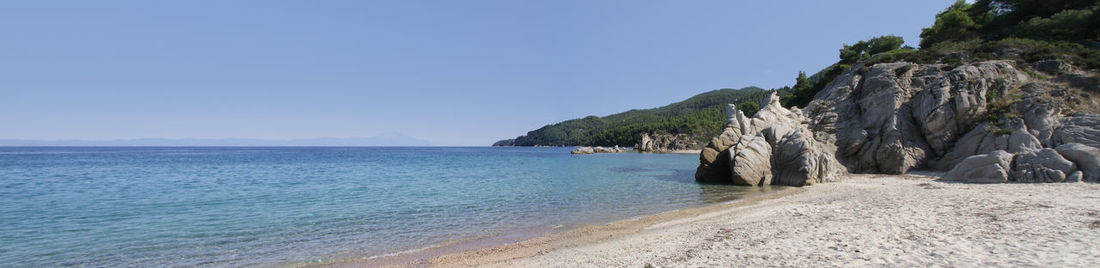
943, 145, 1094, 183
571, 147, 594, 154
1053, 114, 1100, 148
770, 127, 846, 186
1033, 59, 1100, 93
571, 146, 631, 154
727, 135, 772, 186
1011, 148, 1078, 183
805, 61, 1030, 174
1055, 143, 1100, 182
636, 133, 706, 153
696, 92, 845, 186
942, 150, 1014, 183
701, 59, 1100, 185
933, 120, 1043, 170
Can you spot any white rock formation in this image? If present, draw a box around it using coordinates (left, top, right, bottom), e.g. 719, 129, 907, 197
697, 92, 845, 186
700, 59, 1100, 185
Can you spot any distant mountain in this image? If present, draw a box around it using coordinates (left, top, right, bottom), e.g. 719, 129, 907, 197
494, 87, 773, 147
0, 135, 432, 146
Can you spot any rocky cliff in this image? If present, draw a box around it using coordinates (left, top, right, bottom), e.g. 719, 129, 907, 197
697, 60, 1100, 186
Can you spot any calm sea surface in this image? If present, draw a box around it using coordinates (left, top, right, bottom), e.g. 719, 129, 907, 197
0, 147, 774, 267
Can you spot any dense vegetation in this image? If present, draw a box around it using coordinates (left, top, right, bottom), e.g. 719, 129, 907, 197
919, 0, 1099, 49
876, 0, 1100, 70
500, 0, 1099, 147
778, 0, 1099, 110
504, 87, 772, 146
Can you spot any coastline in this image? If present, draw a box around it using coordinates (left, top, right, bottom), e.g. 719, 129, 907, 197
315, 186, 804, 267
332, 173, 1100, 267
658, 149, 703, 154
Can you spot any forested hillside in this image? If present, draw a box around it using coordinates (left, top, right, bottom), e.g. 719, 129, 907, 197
498, 87, 772, 147
498, 0, 1100, 148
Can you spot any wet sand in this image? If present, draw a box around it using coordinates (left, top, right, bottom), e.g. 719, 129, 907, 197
327, 173, 1100, 267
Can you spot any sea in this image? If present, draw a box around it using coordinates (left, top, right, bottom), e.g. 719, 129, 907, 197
0, 147, 776, 267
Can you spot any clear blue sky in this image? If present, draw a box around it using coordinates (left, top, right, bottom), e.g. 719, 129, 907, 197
1, 0, 955, 146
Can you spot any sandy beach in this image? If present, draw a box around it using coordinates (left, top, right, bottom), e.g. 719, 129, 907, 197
355, 173, 1100, 267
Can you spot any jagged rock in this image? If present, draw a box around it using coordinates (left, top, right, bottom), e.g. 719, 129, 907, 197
697, 92, 845, 186
911, 63, 1020, 155
1053, 114, 1100, 148
1010, 148, 1077, 183
771, 127, 845, 186
807, 61, 1029, 174
708, 127, 741, 153
725, 104, 740, 126
700, 147, 720, 164
942, 150, 1014, 183
1054, 143, 1100, 182
1016, 84, 1064, 146
700, 59, 1099, 185
934, 120, 1043, 170
727, 135, 772, 186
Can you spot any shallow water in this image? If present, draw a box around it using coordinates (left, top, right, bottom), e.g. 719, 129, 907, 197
0, 147, 773, 267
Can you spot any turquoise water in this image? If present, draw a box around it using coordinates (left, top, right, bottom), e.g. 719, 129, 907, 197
0, 147, 771, 267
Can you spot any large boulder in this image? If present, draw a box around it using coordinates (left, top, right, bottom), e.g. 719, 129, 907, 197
727, 135, 772, 186
1010, 148, 1078, 183
1054, 143, 1100, 182
770, 127, 845, 186
942, 150, 1015, 183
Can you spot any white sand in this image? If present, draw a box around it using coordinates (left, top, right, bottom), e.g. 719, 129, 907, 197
418, 173, 1100, 267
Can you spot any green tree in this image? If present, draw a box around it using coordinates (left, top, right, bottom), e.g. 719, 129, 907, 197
840, 36, 906, 63
839, 42, 868, 63
1016, 8, 1096, 42
794, 71, 811, 92
923, 0, 1099, 46
739, 101, 760, 117
866, 35, 905, 55
920, 0, 978, 48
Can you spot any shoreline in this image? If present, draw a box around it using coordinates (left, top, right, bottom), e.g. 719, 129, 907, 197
656, 149, 703, 154
315, 186, 805, 267
330, 172, 1100, 267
